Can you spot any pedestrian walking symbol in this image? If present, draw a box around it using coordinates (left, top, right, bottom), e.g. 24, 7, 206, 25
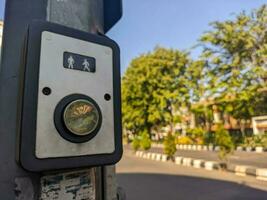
82, 59, 90, 72
67, 55, 75, 69
63, 52, 96, 73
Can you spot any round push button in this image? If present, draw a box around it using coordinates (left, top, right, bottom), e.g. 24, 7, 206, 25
54, 94, 102, 143
63, 99, 100, 136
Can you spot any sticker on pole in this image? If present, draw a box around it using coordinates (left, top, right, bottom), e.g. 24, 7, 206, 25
40, 170, 96, 200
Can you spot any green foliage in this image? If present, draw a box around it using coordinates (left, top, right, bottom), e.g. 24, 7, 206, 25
230, 131, 245, 146
258, 134, 267, 148
191, 104, 214, 133
122, 47, 191, 136
140, 131, 151, 151
163, 134, 177, 159
131, 136, 140, 151
186, 127, 205, 144
203, 131, 215, 145
242, 133, 267, 148
215, 125, 234, 161
200, 5, 267, 121
176, 136, 194, 145
187, 127, 205, 138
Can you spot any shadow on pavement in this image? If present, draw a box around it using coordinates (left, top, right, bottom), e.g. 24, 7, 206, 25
117, 173, 267, 200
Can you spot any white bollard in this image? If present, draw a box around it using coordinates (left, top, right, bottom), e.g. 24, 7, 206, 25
202, 146, 208, 151
175, 156, 183, 165
146, 152, 151, 159
256, 168, 267, 181
192, 145, 197, 151
214, 146, 220, 152
161, 155, 168, 162
204, 161, 215, 170
142, 153, 147, 159
246, 147, 252, 152
197, 145, 202, 151
255, 147, 264, 153
155, 153, 162, 161
208, 145, 214, 151
236, 146, 243, 151
235, 165, 247, 176
193, 159, 203, 168
182, 158, 192, 166
151, 153, 156, 160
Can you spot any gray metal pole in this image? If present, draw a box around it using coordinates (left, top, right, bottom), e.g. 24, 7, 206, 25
0, 0, 118, 199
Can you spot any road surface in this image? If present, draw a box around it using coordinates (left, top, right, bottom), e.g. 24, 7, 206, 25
117, 149, 267, 200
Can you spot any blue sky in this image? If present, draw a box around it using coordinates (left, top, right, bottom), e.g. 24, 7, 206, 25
107, 0, 266, 73
0, 1, 4, 20
0, 0, 266, 73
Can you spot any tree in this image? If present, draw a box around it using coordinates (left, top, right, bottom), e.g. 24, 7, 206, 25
122, 54, 154, 136
200, 5, 267, 127
122, 47, 191, 137
185, 60, 207, 103
185, 58, 218, 133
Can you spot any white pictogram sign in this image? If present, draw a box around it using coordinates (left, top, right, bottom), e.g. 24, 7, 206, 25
82, 59, 90, 72
67, 55, 74, 69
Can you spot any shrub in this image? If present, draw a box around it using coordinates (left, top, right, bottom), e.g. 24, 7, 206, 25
204, 131, 215, 145
176, 136, 193, 145
230, 130, 244, 147
187, 127, 205, 144
131, 136, 140, 151
260, 133, 267, 148
163, 134, 176, 160
140, 131, 151, 151
245, 133, 267, 148
242, 137, 255, 148
253, 135, 262, 147
215, 124, 234, 162
195, 138, 204, 145
187, 127, 205, 138
255, 133, 267, 148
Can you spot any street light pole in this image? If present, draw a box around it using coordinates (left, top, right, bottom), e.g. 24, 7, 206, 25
0, 0, 121, 199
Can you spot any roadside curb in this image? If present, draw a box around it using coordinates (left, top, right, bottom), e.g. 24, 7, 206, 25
151, 144, 266, 153
135, 150, 267, 181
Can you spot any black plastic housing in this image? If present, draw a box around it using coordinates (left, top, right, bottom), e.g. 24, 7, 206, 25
17, 21, 122, 172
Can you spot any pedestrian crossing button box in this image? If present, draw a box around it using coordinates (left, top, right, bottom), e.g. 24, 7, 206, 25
17, 21, 122, 172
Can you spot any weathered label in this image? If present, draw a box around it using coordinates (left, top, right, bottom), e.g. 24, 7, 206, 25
40, 169, 95, 200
